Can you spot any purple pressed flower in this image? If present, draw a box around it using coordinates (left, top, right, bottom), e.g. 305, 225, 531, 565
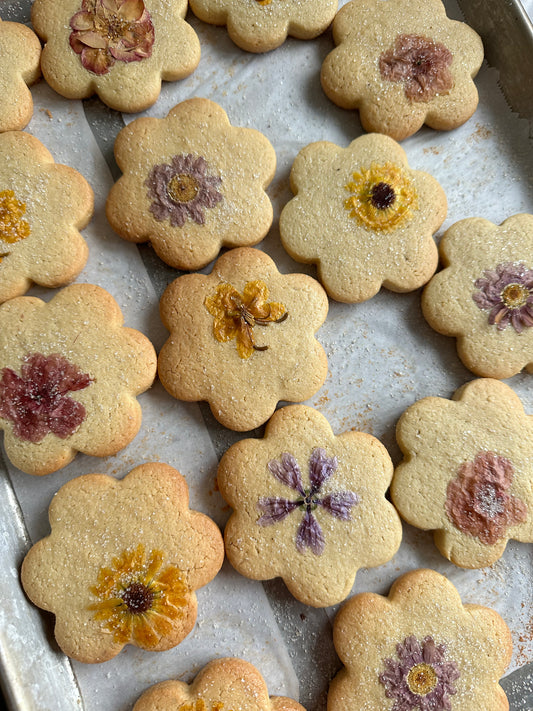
257, 447, 359, 555
145, 154, 223, 228
379, 635, 460, 711
473, 261, 533, 333
0, 352, 93, 443
445, 451, 528, 545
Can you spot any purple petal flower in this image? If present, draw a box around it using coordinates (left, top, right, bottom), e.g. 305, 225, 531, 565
473, 262, 533, 334
318, 491, 359, 519
257, 497, 299, 525
267, 452, 305, 495
296, 510, 325, 555
308, 447, 338, 491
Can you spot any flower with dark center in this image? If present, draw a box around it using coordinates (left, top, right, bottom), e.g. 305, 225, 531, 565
379, 34, 454, 102
204, 279, 288, 359
89, 544, 189, 647
445, 451, 527, 545
146, 153, 223, 228
344, 162, 418, 232
473, 261, 533, 333
379, 635, 460, 710
0, 352, 93, 443
257, 448, 359, 555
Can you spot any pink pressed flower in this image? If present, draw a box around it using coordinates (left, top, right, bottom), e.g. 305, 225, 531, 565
445, 451, 528, 545
380, 34, 453, 102
257, 448, 359, 555
379, 635, 460, 711
145, 154, 223, 228
0, 353, 93, 443
69, 0, 155, 76
473, 261, 533, 333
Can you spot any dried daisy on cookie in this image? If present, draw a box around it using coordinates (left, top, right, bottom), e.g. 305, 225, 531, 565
133, 657, 305, 711
0, 131, 93, 303
321, 0, 483, 140
279, 133, 446, 303
158, 247, 329, 431
31, 0, 201, 112
329, 568, 512, 711
188, 0, 337, 53
391, 379, 533, 568
422, 214, 533, 378
218, 404, 402, 607
0, 19, 41, 132
21, 462, 224, 663
0, 284, 156, 475
107, 99, 276, 271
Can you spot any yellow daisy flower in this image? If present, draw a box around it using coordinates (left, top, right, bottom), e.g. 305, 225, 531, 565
344, 162, 418, 232
0, 189, 30, 261
88, 544, 189, 648
204, 280, 288, 359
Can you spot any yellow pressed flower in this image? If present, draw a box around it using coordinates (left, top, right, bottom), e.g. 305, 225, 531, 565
204, 280, 288, 359
179, 701, 226, 711
88, 544, 189, 648
0, 189, 31, 262
344, 162, 418, 232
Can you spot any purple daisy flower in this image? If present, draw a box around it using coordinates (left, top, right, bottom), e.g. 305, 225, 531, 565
379, 635, 460, 711
257, 448, 359, 555
145, 153, 223, 228
473, 261, 533, 333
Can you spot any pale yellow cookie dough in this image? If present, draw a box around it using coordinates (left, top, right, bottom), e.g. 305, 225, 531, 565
0, 19, 41, 132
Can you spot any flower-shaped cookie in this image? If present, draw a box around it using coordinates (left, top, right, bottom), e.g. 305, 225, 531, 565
106, 99, 277, 271
188, 0, 337, 53
21, 463, 224, 663
391, 379, 533, 568
31, 0, 201, 112
218, 405, 402, 607
279, 134, 446, 303
158, 247, 329, 431
329, 569, 512, 711
0, 20, 41, 132
133, 657, 305, 711
422, 214, 533, 378
320, 0, 484, 141
0, 131, 93, 303
0, 283, 157, 475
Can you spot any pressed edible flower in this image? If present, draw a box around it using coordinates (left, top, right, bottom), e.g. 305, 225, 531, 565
473, 261, 533, 333
344, 162, 418, 232
257, 448, 359, 555
445, 451, 528, 545
89, 544, 189, 647
379, 34, 454, 102
0, 189, 30, 261
178, 701, 225, 711
0, 352, 93, 443
379, 635, 460, 710
204, 280, 288, 359
69, 0, 155, 76
146, 153, 223, 228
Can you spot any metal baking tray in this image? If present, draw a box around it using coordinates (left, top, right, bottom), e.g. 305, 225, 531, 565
0, 0, 532, 709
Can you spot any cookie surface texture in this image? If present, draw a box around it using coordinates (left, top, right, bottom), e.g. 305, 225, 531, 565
31, 0, 200, 113
422, 213, 533, 378
391, 378, 533, 568
133, 657, 306, 711
218, 404, 402, 607
280, 133, 446, 302
320, 0, 483, 140
106, 98, 276, 271
20, 462, 224, 663
0, 19, 41, 132
158, 247, 329, 431
0, 283, 157, 475
329, 568, 512, 711
0, 131, 93, 303
188, 0, 337, 53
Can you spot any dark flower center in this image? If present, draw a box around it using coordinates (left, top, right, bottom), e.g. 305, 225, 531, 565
406, 663, 438, 696
370, 182, 396, 210
501, 282, 529, 308
167, 174, 200, 204
121, 581, 154, 614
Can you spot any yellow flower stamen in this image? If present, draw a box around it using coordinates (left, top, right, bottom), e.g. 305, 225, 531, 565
406, 662, 438, 696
